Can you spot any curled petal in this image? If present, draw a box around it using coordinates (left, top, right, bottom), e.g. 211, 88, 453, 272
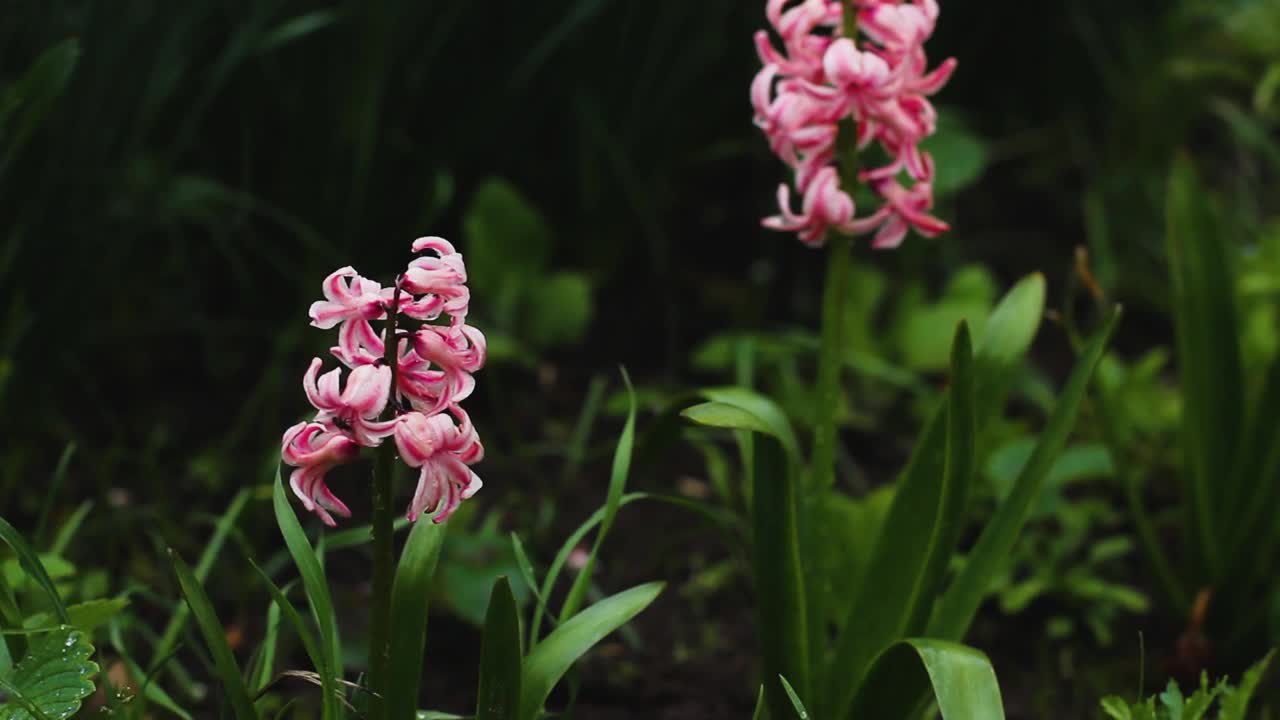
309, 267, 386, 330
281, 421, 359, 526
394, 408, 484, 523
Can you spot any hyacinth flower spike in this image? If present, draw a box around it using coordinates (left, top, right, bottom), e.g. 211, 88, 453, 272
301, 358, 398, 447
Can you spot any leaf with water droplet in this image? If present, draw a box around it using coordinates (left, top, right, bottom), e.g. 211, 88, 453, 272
0, 626, 98, 720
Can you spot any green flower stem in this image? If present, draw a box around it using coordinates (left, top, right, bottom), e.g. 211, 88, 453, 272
810, 236, 852, 493
368, 284, 404, 720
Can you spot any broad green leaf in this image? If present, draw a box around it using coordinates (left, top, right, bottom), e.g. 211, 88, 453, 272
753, 435, 810, 720
929, 308, 1120, 641
688, 387, 799, 460
0, 519, 66, 624
463, 179, 552, 327
815, 487, 895, 634
1220, 650, 1274, 720
892, 268, 996, 372
168, 551, 256, 720
921, 111, 988, 196
973, 273, 1046, 426
0, 627, 97, 720
846, 639, 1005, 720
829, 323, 975, 718
526, 273, 592, 349
23, 599, 127, 634
1, 556, 73, 589
1166, 154, 1243, 578
386, 519, 447, 720
476, 577, 522, 720
559, 369, 636, 624
272, 472, 341, 717
519, 582, 663, 720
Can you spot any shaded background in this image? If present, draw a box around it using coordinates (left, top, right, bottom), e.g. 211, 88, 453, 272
2, 0, 1278, 716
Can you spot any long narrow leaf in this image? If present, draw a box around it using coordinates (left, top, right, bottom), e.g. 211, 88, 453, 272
846, 639, 1005, 720
1166, 155, 1243, 579
0, 516, 67, 623
168, 549, 257, 720
558, 368, 636, 624
828, 323, 975, 718
250, 563, 335, 720
386, 519, 447, 720
929, 308, 1120, 640
272, 471, 342, 689
152, 488, 251, 672
519, 582, 663, 720
476, 577, 522, 720
753, 435, 810, 720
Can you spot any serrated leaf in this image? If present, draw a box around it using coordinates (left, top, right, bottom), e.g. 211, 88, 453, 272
23, 599, 128, 634
0, 627, 98, 720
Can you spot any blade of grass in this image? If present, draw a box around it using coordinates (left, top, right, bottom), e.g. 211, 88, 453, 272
168, 549, 257, 720
33, 443, 75, 547
386, 519, 447, 720
49, 500, 92, 556
0, 515, 67, 623
250, 562, 335, 720
251, 597, 282, 710
476, 577, 522, 720
557, 368, 636, 626
106, 619, 194, 720
150, 488, 250, 688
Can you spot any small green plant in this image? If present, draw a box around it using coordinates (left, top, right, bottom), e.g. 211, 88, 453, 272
1100, 651, 1275, 720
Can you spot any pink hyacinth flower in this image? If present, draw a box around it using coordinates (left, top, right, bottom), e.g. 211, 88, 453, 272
409, 324, 487, 415
862, 176, 950, 249
302, 358, 397, 446
309, 267, 388, 330
282, 422, 359, 527
400, 236, 471, 323
763, 166, 857, 246
393, 407, 484, 523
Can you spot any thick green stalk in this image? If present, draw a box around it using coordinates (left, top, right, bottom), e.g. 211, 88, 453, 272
810, 236, 853, 492
368, 285, 403, 720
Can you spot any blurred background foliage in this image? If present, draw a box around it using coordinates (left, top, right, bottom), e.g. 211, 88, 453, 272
2, 0, 1280, 712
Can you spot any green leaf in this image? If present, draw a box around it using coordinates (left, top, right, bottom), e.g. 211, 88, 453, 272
973, 273, 1046, 426
386, 519, 447, 720
685, 387, 799, 460
256, 10, 340, 54
0, 627, 97, 720
526, 273, 592, 349
921, 112, 988, 196
815, 487, 895, 634
1220, 650, 1274, 720
929, 308, 1120, 641
251, 596, 281, 708
0, 39, 80, 163
249, 563, 334, 720
779, 675, 810, 719
1166, 154, 1243, 579
846, 638, 1005, 720
272, 471, 342, 715
519, 582, 663, 720
23, 599, 128, 634
829, 323, 976, 718
558, 369, 636, 624
463, 179, 552, 327
151, 488, 250, 677
0, 518, 66, 624
753, 436, 810, 720
476, 577, 522, 720
168, 551, 256, 720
